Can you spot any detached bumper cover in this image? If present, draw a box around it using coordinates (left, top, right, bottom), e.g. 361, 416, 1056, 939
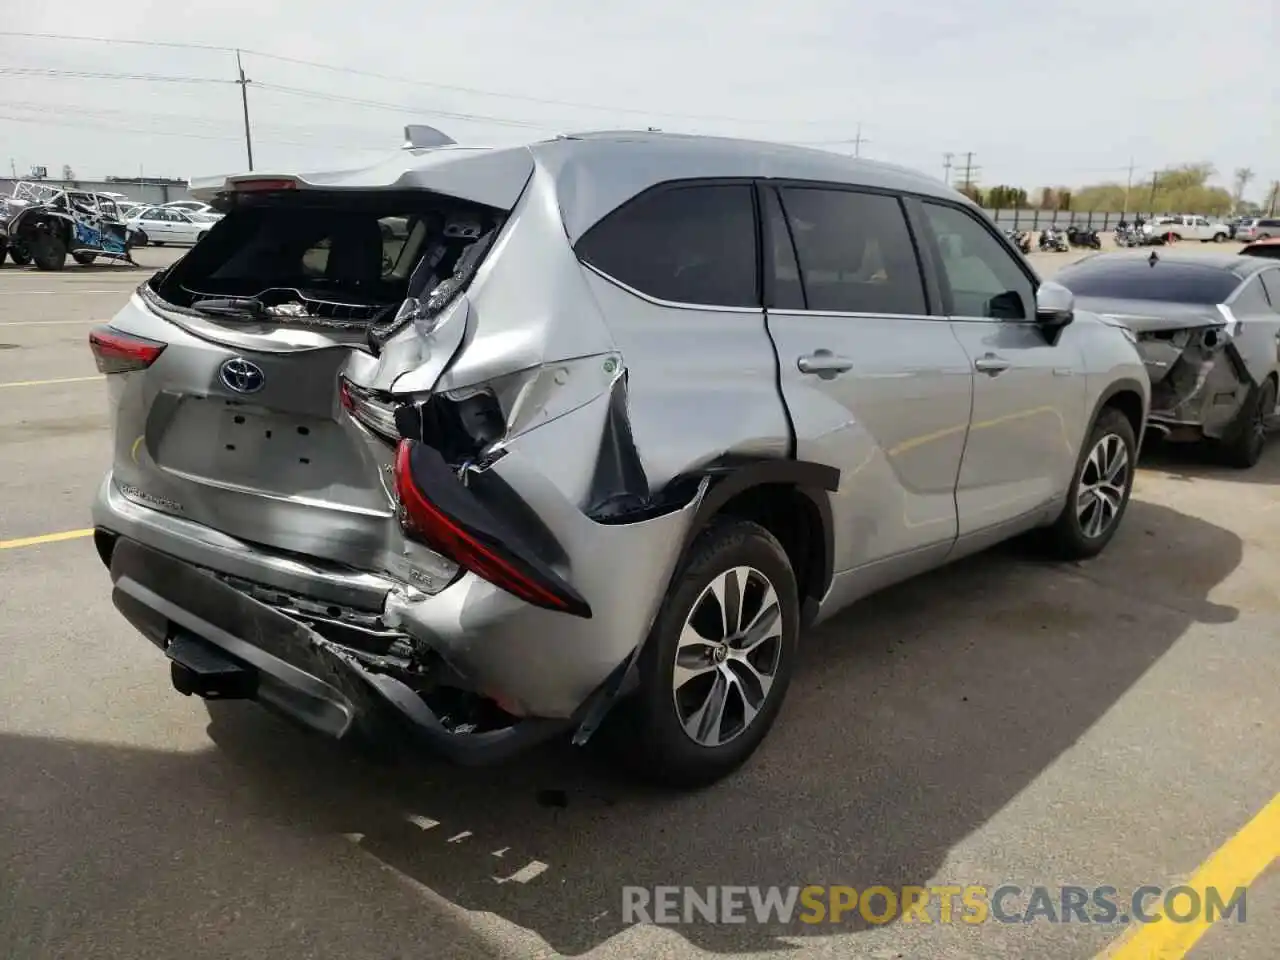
107, 536, 570, 764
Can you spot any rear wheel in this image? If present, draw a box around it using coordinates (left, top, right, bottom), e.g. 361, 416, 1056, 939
1219, 377, 1275, 469
153, 240, 165, 247
1041, 407, 1137, 560
8, 241, 32, 265
1213, 232, 1227, 243
72, 252, 97, 265
621, 519, 799, 787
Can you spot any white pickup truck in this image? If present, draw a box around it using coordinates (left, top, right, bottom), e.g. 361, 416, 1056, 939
1142, 214, 1231, 243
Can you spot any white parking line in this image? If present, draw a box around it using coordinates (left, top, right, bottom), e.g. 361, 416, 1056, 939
0, 319, 101, 327
0, 375, 102, 389
0, 290, 126, 295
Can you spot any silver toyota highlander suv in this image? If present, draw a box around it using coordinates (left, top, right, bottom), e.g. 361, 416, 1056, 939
90, 128, 1149, 786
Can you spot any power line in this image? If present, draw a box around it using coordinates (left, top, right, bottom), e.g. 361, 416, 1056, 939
0, 66, 234, 84
0, 29, 854, 128
253, 83, 558, 129
0, 109, 391, 152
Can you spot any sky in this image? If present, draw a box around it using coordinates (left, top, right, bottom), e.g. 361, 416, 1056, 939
1, 0, 1276, 199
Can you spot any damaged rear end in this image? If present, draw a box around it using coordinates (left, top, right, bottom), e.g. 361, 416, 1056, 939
1085, 300, 1251, 441
92, 146, 706, 761
1060, 256, 1272, 444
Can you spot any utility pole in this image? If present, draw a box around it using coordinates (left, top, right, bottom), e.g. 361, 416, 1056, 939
1122, 157, 1136, 219
1268, 181, 1279, 217
942, 152, 954, 185
1148, 171, 1160, 213
850, 123, 870, 158
959, 152, 980, 194
236, 49, 255, 171
8, 158, 15, 179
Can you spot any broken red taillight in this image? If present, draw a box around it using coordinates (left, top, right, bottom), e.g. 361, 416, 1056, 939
231, 178, 298, 193
88, 326, 167, 374
339, 376, 401, 443
393, 439, 591, 618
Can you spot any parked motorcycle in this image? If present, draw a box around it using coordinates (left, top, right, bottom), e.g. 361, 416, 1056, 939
1113, 226, 1144, 248
1039, 227, 1069, 252
1004, 228, 1031, 254
1067, 225, 1101, 250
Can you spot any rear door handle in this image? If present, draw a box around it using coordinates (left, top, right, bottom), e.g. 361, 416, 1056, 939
974, 353, 1011, 375
797, 350, 855, 378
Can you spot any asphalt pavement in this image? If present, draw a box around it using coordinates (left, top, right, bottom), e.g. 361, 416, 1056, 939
0, 246, 1275, 959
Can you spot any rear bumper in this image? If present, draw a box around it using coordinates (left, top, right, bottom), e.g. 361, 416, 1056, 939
105, 534, 572, 764
93, 457, 704, 721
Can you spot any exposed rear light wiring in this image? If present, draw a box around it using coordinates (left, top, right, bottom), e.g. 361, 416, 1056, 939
393, 439, 591, 618
88, 326, 167, 374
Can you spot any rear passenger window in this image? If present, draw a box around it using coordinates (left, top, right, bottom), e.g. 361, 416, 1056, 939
922, 202, 1035, 320
777, 188, 926, 315
575, 183, 759, 307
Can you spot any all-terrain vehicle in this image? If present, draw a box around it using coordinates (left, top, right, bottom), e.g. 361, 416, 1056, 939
0, 182, 137, 269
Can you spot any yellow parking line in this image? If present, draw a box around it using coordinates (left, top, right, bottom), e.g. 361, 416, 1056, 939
0, 528, 95, 550
1096, 792, 1280, 959
0, 375, 102, 389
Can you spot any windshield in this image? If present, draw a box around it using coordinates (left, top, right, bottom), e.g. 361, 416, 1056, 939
1057, 259, 1240, 304
152, 190, 504, 328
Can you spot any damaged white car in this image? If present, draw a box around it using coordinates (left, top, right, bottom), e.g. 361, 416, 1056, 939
1057, 250, 1280, 467
90, 127, 1148, 786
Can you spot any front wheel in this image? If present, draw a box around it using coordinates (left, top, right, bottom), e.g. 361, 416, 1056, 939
620, 519, 799, 788
8, 241, 33, 265
32, 233, 67, 271
1040, 407, 1137, 560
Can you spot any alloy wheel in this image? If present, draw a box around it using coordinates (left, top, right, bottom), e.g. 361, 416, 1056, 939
672, 565, 784, 748
1076, 433, 1130, 539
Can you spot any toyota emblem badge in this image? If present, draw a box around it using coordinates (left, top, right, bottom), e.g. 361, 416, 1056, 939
219, 357, 266, 394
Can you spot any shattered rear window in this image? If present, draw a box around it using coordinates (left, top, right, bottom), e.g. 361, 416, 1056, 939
153, 191, 502, 327
1056, 259, 1240, 304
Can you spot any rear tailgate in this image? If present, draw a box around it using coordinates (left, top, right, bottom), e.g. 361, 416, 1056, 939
100, 168, 529, 576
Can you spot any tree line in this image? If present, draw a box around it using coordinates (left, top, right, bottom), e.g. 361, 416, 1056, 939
964, 164, 1278, 215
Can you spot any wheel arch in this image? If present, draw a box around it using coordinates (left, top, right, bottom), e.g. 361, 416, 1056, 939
678, 458, 839, 626
1091, 377, 1148, 447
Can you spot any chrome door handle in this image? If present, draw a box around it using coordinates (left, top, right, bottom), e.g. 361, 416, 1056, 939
797, 350, 854, 378
974, 353, 1011, 375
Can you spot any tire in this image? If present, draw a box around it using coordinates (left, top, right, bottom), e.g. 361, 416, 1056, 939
1213, 233, 1227, 243
153, 241, 165, 247
8, 242, 32, 265
131, 230, 148, 248
1040, 407, 1137, 560
621, 519, 800, 788
1218, 377, 1275, 469
72, 252, 97, 265
32, 233, 67, 271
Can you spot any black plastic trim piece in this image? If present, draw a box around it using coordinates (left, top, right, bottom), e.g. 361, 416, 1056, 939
680, 457, 839, 608
404, 442, 593, 619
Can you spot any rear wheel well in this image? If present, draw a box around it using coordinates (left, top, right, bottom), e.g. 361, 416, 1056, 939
1103, 389, 1145, 443
711, 483, 828, 621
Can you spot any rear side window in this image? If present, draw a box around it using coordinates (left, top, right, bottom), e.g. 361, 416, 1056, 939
1056, 259, 1240, 304
576, 183, 758, 307
777, 187, 926, 315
